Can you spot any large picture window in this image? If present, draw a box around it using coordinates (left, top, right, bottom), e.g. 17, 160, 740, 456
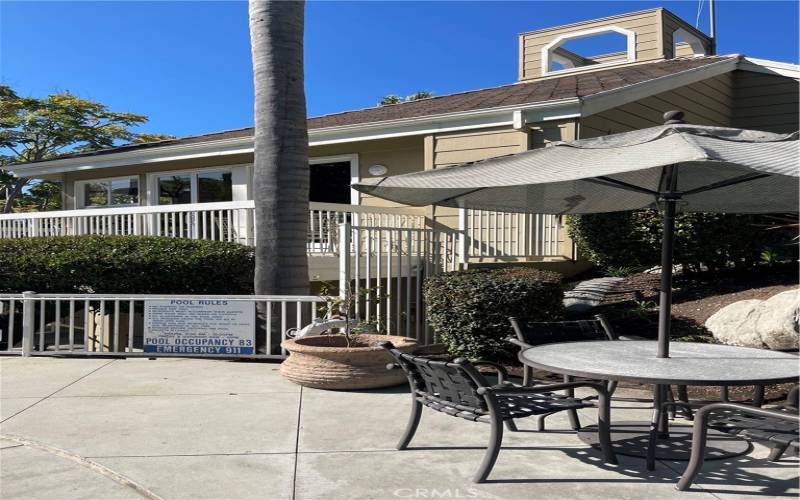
78, 177, 139, 208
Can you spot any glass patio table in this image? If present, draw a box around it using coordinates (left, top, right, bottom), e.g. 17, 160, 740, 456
519, 340, 799, 470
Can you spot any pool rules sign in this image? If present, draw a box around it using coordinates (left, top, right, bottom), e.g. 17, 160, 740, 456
144, 299, 255, 355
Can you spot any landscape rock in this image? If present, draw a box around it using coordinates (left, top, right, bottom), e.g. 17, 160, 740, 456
705, 290, 799, 350
754, 290, 800, 350
705, 299, 763, 348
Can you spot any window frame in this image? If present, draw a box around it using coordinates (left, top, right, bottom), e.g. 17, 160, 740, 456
75, 175, 140, 209
147, 166, 235, 205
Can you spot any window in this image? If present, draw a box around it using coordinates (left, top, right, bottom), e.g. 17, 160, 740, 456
78, 177, 138, 208
310, 161, 352, 204
154, 169, 233, 205
157, 175, 192, 205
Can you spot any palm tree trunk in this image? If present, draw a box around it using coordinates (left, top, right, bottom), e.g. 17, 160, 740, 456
249, 0, 310, 296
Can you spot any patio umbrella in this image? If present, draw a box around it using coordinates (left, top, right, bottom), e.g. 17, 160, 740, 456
353, 111, 799, 359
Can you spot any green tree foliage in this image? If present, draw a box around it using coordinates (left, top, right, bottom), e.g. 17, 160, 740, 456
0, 85, 173, 212
566, 211, 796, 274
378, 90, 434, 106
424, 268, 564, 362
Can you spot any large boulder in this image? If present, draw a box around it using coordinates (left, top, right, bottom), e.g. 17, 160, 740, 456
754, 290, 799, 350
705, 299, 763, 348
705, 290, 799, 350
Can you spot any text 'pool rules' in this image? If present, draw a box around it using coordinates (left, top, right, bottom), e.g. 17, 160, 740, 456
143, 299, 255, 354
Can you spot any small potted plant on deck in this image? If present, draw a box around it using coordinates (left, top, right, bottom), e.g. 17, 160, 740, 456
279, 284, 417, 390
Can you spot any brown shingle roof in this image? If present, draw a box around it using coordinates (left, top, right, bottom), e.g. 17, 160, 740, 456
13, 56, 736, 165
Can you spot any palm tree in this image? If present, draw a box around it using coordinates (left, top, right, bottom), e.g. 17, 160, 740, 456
248, 0, 310, 297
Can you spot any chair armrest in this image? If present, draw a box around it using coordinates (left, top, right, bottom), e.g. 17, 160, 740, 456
471, 361, 508, 384
616, 334, 649, 341
694, 401, 800, 424
505, 337, 532, 350
478, 380, 605, 396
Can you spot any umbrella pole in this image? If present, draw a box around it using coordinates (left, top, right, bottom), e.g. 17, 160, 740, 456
657, 195, 677, 359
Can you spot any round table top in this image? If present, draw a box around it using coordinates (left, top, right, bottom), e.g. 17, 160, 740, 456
519, 341, 799, 386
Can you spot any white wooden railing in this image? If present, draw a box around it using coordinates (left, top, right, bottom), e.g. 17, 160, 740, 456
0, 201, 427, 254
0, 203, 563, 259
464, 210, 561, 258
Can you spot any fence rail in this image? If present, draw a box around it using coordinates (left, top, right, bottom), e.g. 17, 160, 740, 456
0, 292, 328, 359
465, 210, 561, 257
0, 201, 427, 253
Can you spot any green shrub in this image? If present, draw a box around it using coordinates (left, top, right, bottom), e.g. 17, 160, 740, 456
0, 236, 254, 294
566, 211, 794, 273
424, 268, 564, 362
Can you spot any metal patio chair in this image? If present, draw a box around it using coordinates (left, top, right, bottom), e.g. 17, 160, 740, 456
380, 341, 617, 483
675, 386, 799, 491
507, 315, 691, 430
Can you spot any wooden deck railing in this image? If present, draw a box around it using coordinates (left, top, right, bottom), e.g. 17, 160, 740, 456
0, 202, 562, 259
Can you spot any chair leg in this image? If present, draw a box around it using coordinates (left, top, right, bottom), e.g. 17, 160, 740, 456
504, 419, 518, 432
397, 397, 422, 450
523, 365, 533, 387
721, 386, 730, 402
676, 408, 712, 491
473, 413, 504, 483
607, 380, 618, 397
666, 386, 676, 420
677, 385, 693, 420
767, 443, 789, 462
564, 374, 582, 430
647, 384, 665, 471
597, 385, 618, 465
753, 385, 765, 408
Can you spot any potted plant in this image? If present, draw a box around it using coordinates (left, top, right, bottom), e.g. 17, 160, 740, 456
280, 284, 417, 390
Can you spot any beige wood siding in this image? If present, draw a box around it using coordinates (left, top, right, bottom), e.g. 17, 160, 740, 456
311, 136, 425, 208
661, 10, 713, 60
520, 8, 712, 81
731, 70, 799, 134
580, 73, 734, 138
429, 127, 529, 229
520, 9, 662, 80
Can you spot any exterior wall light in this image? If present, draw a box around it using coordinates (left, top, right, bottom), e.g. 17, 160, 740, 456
368, 164, 388, 176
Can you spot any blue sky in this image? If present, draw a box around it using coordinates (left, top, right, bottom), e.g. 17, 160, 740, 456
1, 1, 798, 139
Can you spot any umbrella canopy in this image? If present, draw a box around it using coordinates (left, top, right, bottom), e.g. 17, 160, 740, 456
353, 114, 799, 360
354, 123, 799, 215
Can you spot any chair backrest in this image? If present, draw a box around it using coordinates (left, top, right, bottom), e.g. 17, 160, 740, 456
508, 314, 616, 347
381, 342, 490, 412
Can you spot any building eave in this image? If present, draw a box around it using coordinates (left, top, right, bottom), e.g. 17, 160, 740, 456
9, 98, 581, 177
581, 56, 740, 117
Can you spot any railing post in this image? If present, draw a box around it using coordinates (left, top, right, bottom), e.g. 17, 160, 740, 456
338, 222, 352, 301
21, 291, 36, 356
458, 208, 468, 266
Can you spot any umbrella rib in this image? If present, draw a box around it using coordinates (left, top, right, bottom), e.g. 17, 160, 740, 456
584, 177, 659, 196
681, 172, 771, 196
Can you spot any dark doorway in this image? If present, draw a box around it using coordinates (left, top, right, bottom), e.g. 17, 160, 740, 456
310, 161, 352, 204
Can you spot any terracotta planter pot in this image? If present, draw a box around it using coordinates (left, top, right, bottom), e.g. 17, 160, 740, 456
280, 334, 417, 390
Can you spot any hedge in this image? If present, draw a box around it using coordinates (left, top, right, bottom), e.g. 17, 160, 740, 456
0, 236, 255, 294
566, 211, 794, 274
424, 268, 564, 362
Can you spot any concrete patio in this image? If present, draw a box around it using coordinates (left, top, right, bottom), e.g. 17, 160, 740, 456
1, 356, 797, 500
